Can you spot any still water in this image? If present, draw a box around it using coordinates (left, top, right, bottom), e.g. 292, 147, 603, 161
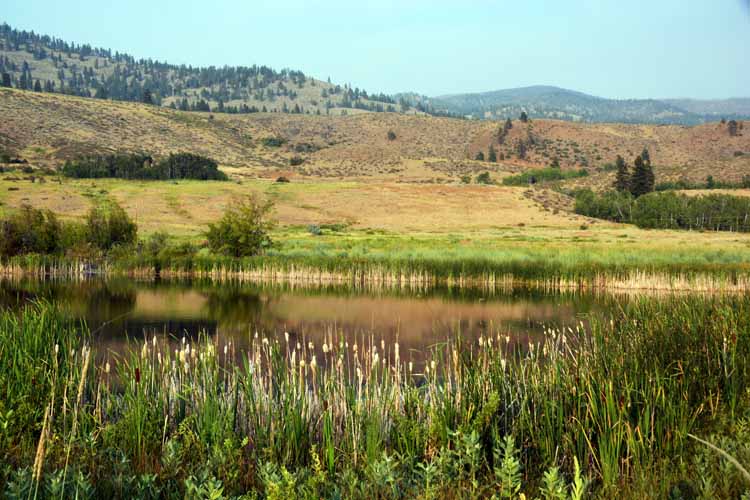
0, 278, 612, 358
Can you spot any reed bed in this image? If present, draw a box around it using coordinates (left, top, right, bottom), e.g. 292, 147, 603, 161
2, 297, 750, 498
3, 253, 750, 293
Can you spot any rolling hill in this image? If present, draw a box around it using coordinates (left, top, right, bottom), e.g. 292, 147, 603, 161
0, 22, 419, 117
1, 87, 748, 188
417, 86, 750, 125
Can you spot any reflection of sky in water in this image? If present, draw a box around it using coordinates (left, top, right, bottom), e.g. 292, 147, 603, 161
0, 278, 606, 357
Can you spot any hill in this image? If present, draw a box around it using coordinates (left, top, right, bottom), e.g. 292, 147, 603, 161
421, 86, 750, 125
1, 87, 748, 189
0, 22, 418, 117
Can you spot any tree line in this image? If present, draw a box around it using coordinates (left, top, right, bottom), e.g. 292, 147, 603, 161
61, 152, 227, 181
574, 190, 750, 232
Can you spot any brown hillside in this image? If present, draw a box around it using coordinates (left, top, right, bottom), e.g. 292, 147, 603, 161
2, 88, 749, 185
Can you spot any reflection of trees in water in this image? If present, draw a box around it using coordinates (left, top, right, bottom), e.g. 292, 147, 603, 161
203, 287, 274, 330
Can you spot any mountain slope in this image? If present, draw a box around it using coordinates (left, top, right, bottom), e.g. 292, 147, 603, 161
0, 22, 408, 116
424, 86, 750, 125
2, 87, 748, 187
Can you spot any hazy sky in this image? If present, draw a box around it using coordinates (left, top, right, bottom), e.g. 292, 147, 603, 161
4, 0, 750, 99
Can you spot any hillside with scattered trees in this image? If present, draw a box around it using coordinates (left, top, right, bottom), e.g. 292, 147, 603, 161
0, 23, 424, 117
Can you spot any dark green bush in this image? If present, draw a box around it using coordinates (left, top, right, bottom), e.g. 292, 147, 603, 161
475, 171, 493, 184
0, 205, 62, 257
261, 137, 286, 148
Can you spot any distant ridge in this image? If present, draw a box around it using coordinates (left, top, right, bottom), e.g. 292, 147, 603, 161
407, 85, 750, 125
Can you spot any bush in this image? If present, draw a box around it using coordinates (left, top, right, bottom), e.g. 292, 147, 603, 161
205, 195, 275, 257
387, 130, 397, 141
276, 176, 290, 183
475, 171, 493, 184
0, 205, 62, 257
289, 156, 305, 166
85, 201, 138, 250
261, 137, 286, 148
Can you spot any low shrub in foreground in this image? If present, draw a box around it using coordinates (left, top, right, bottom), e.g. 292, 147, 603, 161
2, 297, 750, 498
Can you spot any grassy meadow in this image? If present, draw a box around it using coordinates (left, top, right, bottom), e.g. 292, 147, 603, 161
3, 174, 750, 291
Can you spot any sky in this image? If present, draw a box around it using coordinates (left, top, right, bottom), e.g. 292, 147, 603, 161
4, 0, 750, 99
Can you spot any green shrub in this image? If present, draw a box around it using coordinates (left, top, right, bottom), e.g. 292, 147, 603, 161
0, 205, 62, 257
206, 195, 275, 257
85, 201, 138, 250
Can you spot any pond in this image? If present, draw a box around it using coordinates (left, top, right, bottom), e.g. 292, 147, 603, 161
0, 278, 613, 363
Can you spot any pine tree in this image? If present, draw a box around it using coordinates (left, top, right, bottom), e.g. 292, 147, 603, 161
33, 79, 42, 92
630, 155, 654, 197
1, 72, 10, 88
475, 151, 485, 161
641, 148, 651, 165
142, 88, 153, 105
488, 145, 497, 162
613, 155, 630, 192
519, 111, 529, 123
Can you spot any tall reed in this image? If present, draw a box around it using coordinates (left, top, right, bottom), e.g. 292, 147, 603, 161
1, 297, 749, 498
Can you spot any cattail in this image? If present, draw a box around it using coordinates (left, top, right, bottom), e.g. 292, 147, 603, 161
105, 362, 110, 374
284, 332, 289, 343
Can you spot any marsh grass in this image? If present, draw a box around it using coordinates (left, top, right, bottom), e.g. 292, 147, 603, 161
2, 297, 750, 498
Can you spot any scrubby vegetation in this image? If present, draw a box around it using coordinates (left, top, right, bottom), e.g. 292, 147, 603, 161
0, 202, 137, 258
61, 152, 227, 181
575, 189, 750, 232
205, 195, 276, 257
2, 297, 750, 498
502, 167, 588, 186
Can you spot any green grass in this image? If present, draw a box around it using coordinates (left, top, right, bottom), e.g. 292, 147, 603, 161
2, 298, 750, 498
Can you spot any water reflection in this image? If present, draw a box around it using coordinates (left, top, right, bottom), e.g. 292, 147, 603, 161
0, 278, 607, 357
